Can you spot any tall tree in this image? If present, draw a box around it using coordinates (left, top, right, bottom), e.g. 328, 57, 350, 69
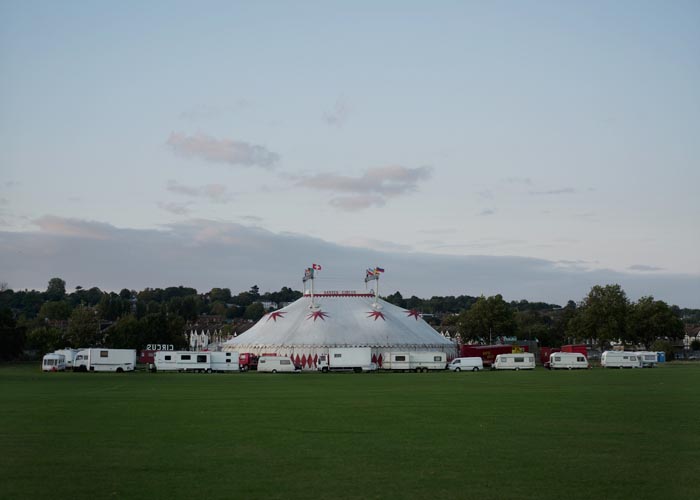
67, 305, 101, 347
45, 277, 66, 301
457, 294, 516, 342
627, 296, 684, 348
567, 284, 629, 348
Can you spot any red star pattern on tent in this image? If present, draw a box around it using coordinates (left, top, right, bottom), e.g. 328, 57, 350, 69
406, 310, 421, 320
366, 310, 386, 321
266, 311, 287, 322
306, 310, 329, 321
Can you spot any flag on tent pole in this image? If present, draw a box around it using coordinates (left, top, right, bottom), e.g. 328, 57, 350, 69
312, 263, 322, 271
374, 267, 385, 273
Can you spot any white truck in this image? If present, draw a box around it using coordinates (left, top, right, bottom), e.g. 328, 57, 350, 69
153, 351, 212, 372
493, 353, 536, 370
548, 352, 589, 370
601, 351, 641, 369
384, 351, 448, 372
73, 348, 136, 372
42, 353, 66, 372
257, 355, 301, 373
634, 351, 658, 368
317, 347, 377, 373
447, 357, 483, 372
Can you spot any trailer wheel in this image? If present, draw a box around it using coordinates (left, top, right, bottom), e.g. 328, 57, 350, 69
272, 369, 277, 374
206, 368, 212, 374
515, 367, 520, 371
568, 366, 572, 370
116, 367, 124, 373
322, 367, 328, 373
472, 367, 479, 372
455, 367, 461, 372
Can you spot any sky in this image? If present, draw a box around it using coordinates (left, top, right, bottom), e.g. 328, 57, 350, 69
1, 1, 698, 307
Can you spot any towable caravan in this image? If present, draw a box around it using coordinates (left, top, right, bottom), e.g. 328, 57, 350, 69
447, 357, 483, 372
601, 351, 641, 369
257, 355, 301, 373
548, 352, 589, 370
42, 353, 66, 372
317, 347, 376, 373
634, 351, 658, 368
73, 349, 136, 372
493, 353, 536, 370
383, 351, 447, 372
53, 349, 79, 370
153, 351, 212, 372
210, 351, 239, 372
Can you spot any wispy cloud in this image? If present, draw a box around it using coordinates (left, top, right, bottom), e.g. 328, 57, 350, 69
166, 180, 234, 204
295, 165, 432, 211
529, 187, 577, 195
477, 208, 496, 216
323, 97, 349, 127
341, 237, 412, 252
33, 216, 116, 240
167, 132, 279, 168
158, 201, 193, 216
502, 177, 532, 185
628, 264, 664, 272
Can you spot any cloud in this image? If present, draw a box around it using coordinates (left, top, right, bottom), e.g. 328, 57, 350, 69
529, 187, 577, 195
502, 177, 532, 185
477, 208, 495, 216
158, 201, 193, 216
1, 217, 698, 307
341, 237, 413, 252
296, 165, 432, 210
166, 180, 234, 204
0, 198, 7, 206
323, 97, 349, 127
628, 264, 664, 272
167, 132, 279, 168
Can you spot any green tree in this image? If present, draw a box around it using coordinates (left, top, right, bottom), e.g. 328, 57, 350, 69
209, 287, 232, 304
38, 300, 72, 321
0, 307, 26, 360
106, 314, 140, 349
45, 277, 66, 301
244, 302, 265, 321
567, 284, 629, 348
138, 313, 187, 349
457, 294, 516, 342
26, 326, 65, 354
627, 296, 684, 348
67, 305, 101, 347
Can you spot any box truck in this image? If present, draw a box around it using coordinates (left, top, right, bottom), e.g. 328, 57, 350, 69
601, 351, 641, 369
447, 357, 483, 372
72, 349, 136, 372
317, 347, 377, 373
257, 355, 301, 373
548, 352, 589, 370
383, 351, 447, 372
493, 353, 536, 370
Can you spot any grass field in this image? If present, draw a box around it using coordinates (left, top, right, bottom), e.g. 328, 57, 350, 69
1, 363, 699, 500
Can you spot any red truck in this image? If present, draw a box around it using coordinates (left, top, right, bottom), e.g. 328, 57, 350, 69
460, 345, 527, 367
238, 353, 260, 371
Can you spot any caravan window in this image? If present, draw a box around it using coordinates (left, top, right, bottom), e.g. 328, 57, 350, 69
226, 359, 231, 363
181, 355, 191, 361
395, 356, 406, 362
514, 357, 524, 363
577, 356, 585, 362
280, 360, 291, 365
553, 356, 561, 362
334, 353, 342, 358
197, 355, 207, 363
434, 356, 442, 362
100, 351, 109, 358
164, 355, 172, 361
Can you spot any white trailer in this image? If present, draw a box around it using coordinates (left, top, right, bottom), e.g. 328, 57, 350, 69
384, 351, 448, 372
317, 347, 377, 373
601, 351, 641, 369
257, 355, 301, 373
548, 352, 589, 370
153, 351, 212, 372
73, 349, 136, 372
53, 348, 79, 370
493, 353, 536, 370
42, 353, 66, 372
211, 351, 239, 372
634, 351, 658, 368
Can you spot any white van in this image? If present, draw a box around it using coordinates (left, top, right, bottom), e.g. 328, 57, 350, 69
42, 353, 66, 372
493, 353, 535, 371
601, 351, 641, 369
447, 357, 483, 372
634, 351, 658, 368
257, 355, 301, 373
549, 352, 589, 370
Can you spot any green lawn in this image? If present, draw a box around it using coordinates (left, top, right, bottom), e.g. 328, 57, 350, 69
1, 363, 698, 500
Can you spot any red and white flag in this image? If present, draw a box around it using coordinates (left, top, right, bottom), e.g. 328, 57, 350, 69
312, 263, 322, 271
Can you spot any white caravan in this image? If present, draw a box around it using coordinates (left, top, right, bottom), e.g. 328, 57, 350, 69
42, 353, 66, 372
634, 351, 658, 368
447, 357, 484, 372
601, 351, 641, 369
317, 347, 377, 373
53, 348, 79, 370
493, 353, 536, 371
383, 351, 448, 372
154, 351, 212, 372
73, 349, 136, 372
549, 352, 589, 370
257, 355, 300, 373
210, 351, 239, 372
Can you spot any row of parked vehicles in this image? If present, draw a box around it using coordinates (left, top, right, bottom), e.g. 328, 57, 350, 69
41, 347, 660, 374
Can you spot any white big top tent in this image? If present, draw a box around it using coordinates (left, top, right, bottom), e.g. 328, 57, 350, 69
222, 291, 457, 370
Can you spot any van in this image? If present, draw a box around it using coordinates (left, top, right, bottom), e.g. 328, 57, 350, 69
257, 355, 301, 373
42, 353, 66, 372
447, 357, 483, 372
548, 352, 589, 370
601, 351, 641, 369
493, 353, 535, 371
